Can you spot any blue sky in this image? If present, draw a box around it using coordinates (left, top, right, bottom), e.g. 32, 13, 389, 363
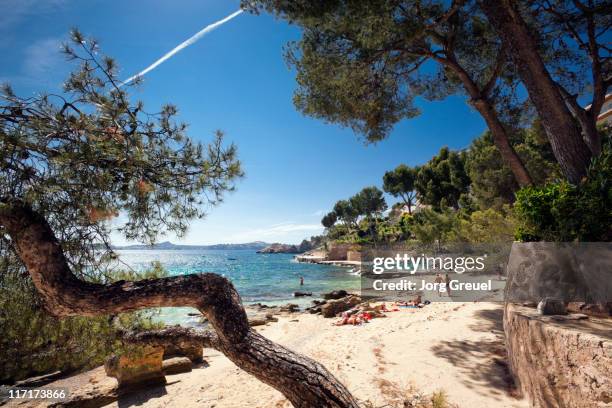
1, 0, 488, 245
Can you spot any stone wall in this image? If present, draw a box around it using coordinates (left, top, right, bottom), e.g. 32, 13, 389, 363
347, 250, 361, 262
326, 243, 359, 261
504, 303, 611, 408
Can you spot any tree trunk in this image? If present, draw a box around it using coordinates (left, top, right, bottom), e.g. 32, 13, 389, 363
0, 200, 359, 408
472, 99, 534, 188
479, 0, 593, 184
438, 56, 533, 187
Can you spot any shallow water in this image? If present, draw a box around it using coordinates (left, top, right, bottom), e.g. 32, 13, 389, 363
116, 249, 360, 325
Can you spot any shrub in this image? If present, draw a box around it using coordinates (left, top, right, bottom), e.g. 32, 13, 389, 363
514, 138, 612, 242
455, 206, 517, 243
0, 257, 166, 384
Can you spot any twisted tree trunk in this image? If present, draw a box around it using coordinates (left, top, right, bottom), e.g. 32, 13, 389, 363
0, 200, 359, 408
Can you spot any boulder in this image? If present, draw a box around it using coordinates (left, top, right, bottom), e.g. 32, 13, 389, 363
280, 303, 300, 313
323, 290, 348, 300
104, 346, 166, 390
162, 357, 193, 375
265, 313, 278, 322
294, 291, 312, 297
308, 306, 322, 314
163, 337, 203, 363
321, 295, 361, 318
248, 316, 268, 326
537, 298, 567, 315
566, 302, 612, 317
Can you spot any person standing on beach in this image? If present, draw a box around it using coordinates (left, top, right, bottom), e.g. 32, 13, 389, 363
434, 273, 444, 297
445, 273, 452, 297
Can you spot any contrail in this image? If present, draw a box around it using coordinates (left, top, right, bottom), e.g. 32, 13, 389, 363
120, 9, 244, 86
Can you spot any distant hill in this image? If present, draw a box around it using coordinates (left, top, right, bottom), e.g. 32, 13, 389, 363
113, 241, 270, 251
256, 243, 300, 254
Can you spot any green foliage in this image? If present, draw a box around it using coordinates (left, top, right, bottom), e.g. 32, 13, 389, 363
329, 187, 387, 234
1, 30, 243, 272
515, 139, 612, 242
350, 186, 387, 219
0, 254, 166, 383
0, 31, 243, 382
409, 209, 458, 246
398, 213, 414, 241
383, 164, 418, 213
374, 219, 404, 243
455, 206, 517, 243
321, 211, 337, 228
333, 199, 359, 228
298, 235, 324, 252
245, 1, 518, 143
415, 147, 470, 210
466, 124, 560, 209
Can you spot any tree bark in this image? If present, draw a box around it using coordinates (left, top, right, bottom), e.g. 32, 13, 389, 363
437, 56, 534, 187
0, 200, 359, 408
472, 98, 534, 188
479, 0, 593, 184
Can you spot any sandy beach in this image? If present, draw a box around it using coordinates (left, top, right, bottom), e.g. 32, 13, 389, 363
23, 301, 527, 408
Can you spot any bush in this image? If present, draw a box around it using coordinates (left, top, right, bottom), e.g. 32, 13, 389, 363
409, 209, 458, 245
455, 206, 516, 243
514, 139, 612, 242
0, 257, 166, 384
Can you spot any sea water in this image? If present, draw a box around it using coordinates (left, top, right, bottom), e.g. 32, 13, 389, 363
116, 249, 360, 326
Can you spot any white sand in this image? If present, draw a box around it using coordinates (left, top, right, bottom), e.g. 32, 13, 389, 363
103, 302, 528, 408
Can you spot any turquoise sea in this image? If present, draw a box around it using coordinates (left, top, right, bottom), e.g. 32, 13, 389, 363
116, 249, 360, 326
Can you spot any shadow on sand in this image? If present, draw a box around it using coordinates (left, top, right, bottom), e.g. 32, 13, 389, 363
430, 306, 519, 399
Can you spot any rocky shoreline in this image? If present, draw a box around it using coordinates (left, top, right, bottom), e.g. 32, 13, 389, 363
243, 289, 366, 326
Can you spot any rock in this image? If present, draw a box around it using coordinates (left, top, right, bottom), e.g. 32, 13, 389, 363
163, 334, 204, 363
504, 303, 612, 408
265, 313, 278, 322
567, 302, 612, 317
312, 300, 326, 306
104, 346, 166, 390
537, 298, 567, 315
279, 303, 300, 313
321, 295, 361, 318
248, 316, 268, 326
162, 357, 193, 375
294, 291, 312, 297
323, 290, 348, 300
14, 371, 63, 387
256, 243, 300, 254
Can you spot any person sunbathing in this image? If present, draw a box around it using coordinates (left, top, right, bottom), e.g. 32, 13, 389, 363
333, 312, 350, 326
395, 295, 424, 308
333, 311, 366, 326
